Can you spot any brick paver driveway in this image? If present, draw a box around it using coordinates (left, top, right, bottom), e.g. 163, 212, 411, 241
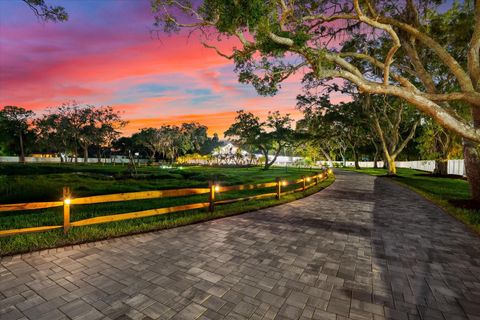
1, 170, 480, 320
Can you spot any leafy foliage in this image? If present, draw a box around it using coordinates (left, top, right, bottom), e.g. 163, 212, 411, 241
131, 123, 219, 162
0, 106, 35, 161
21, 0, 68, 22
224, 110, 296, 169
34, 103, 126, 161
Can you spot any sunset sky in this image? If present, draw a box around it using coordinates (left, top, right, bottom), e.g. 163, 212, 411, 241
0, 0, 347, 136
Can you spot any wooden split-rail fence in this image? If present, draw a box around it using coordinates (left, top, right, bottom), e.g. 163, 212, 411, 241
0, 170, 331, 237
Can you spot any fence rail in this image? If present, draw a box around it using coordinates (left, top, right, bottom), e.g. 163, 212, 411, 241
0, 201, 64, 212
70, 188, 210, 205
329, 159, 465, 176
0, 170, 331, 238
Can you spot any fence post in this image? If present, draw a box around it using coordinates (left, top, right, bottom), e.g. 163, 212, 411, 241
315, 172, 319, 185
276, 177, 281, 200
63, 187, 71, 234
208, 181, 215, 212
302, 176, 306, 192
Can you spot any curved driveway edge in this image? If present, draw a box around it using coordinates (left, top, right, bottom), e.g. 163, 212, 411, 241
1, 170, 479, 320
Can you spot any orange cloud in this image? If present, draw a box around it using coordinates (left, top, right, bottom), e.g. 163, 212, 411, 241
125, 108, 304, 137
0, 1, 350, 137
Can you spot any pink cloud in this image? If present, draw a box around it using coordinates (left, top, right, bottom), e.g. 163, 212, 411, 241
0, 1, 350, 135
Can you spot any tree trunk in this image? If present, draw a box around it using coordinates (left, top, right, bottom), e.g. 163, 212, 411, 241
263, 152, 270, 170
83, 143, 88, 163
97, 148, 101, 163
319, 146, 333, 167
433, 160, 448, 176
373, 142, 379, 168
74, 145, 78, 163
263, 147, 283, 170
353, 149, 360, 169
464, 107, 480, 201
386, 155, 397, 175
464, 142, 480, 201
18, 132, 25, 164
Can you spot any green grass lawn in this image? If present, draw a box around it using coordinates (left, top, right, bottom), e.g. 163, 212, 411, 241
0, 163, 334, 256
343, 167, 480, 233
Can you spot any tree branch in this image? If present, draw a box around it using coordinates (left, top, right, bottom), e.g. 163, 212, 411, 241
268, 32, 294, 46
339, 52, 416, 90
353, 0, 400, 85
468, 0, 480, 91
378, 16, 475, 92
315, 68, 480, 142
402, 38, 437, 93
392, 119, 419, 158
419, 92, 480, 105
301, 5, 474, 92
371, 106, 390, 160
202, 42, 234, 59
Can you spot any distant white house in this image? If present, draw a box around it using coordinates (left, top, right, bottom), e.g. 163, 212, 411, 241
268, 155, 305, 166
214, 142, 308, 166
212, 143, 250, 156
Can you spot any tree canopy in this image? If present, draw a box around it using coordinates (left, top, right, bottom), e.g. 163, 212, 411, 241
0, 106, 35, 163
152, 0, 479, 141
224, 110, 295, 169
35, 103, 126, 162
152, 0, 480, 199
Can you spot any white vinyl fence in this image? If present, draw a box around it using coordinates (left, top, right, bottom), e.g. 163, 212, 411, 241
328, 159, 465, 176
396, 159, 465, 176
0, 156, 148, 165
0, 156, 466, 176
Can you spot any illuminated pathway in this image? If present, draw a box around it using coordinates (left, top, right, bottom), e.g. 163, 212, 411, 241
1, 170, 480, 320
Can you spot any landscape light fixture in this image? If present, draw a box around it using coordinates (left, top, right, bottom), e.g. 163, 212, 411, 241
282, 181, 288, 186
214, 185, 220, 192
64, 198, 71, 205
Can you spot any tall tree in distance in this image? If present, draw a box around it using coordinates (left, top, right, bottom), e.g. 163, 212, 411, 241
133, 128, 159, 161
417, 120, 463, 176
35, 103, 125, 163
90, 106, 127, 162
364, 95, 420, 175
36, 112, 73, 162
55, 103, 93, 163
131, 123, 211, 163
181, 123, 208, 154
224, 110, 294, 170
200, 133, 221, 155
152, 0, 480, 200
0, 106, 35, 163
298, 94, 370, 169
296, 95, 336, 166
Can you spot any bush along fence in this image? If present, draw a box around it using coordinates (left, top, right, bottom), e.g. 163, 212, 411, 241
0, 169, 332, 237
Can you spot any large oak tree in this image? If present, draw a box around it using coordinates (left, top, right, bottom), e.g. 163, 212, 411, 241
224, 110, 295, 170
0, 106, 35, 163
152, 0, 480, 200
